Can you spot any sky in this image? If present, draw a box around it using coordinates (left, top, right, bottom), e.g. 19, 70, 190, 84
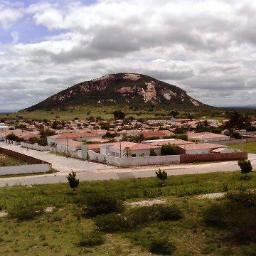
0, 0, 256, 111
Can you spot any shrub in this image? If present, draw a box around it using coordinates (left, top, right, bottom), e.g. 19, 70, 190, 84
156, 169, 168, 184
95, 213, 131, 232
149, 237, 176, 255
226, 191, 256, 208
78, 230, 105, 247
85, 194, 124, 217
238, 160, 253, 174
150, 149, 157, 156
203, 191, 256, 243
158, 205, 183, 221
128, 205, 183, 227
8, 199, 43, 221
161, 144, 179, 155
67, 171, 79, 191
127, 206, 161, 226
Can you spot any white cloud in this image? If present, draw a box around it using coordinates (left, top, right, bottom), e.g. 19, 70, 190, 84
1, 0, 256, 110
0, 2, 23, 28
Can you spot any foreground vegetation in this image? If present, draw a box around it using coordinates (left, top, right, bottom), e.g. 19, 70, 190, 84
0, 172, 256, 255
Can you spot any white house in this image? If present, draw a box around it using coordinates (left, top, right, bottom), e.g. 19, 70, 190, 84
187, 132, 230, 143
177, 143, 230, 155
0, 123, 9, 141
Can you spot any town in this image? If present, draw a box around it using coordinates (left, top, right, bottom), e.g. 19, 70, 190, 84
0, 110, 254, 176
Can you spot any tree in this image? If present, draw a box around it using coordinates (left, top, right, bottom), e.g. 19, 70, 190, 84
156, 169, 168, 185
169, 110, 179, 118
67, 171, 79, 191
6, 133, 22, 142
113, 110, 125, 120
225, 111, 251, 130
150, 149, 157, 156
161, 144, 179, 155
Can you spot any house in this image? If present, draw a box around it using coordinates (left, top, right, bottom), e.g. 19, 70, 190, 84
4, 129, 40, 141
54, 139, 83, 154
141, 130, 174, 139
177, 143, 231, 155
0, 123, 8, 141
187, 132, 230, 143
144, 138, 192, 146
100, 141, 161, 157
47, 130, 104, 146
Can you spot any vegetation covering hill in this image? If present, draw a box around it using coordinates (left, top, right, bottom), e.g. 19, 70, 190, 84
26, 73, 208, 111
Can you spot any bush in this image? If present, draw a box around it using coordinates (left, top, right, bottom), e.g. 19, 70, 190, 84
161, 144, 179, 155
95, 213, 131, 232
67, 171, 79, 191
238, 160, 253, 174
78, 230, 105, 247
203, 191, 256, 243
128, 205, 183, 227
127, 206, 161, 226
158, 205, 183, 221
8, 199, 43, 221
149, 237, 176, 255
226, 191, 256, 208
95, 205, 183, 232
156, 169, 168, 185
85, 194, 124, 217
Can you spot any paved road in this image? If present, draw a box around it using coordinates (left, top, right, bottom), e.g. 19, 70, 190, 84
0, 142, 255, 187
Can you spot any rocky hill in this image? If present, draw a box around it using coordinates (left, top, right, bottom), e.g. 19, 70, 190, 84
26, 73, 207, 111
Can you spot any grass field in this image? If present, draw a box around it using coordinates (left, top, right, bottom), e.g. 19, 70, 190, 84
0, 105, 226, 121
230, 142, 256, 153
0, 154, 26, 167
0, 172, 256, 255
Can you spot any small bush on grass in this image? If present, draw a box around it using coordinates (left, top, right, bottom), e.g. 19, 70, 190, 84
156, 169, 168, 186
95, 213, 132, 232
238, 160, 253, 179
158, 205, 183, 221
95, 205, 183, 232
85, 194, 124, 217
128, 206, 161, 226
226, 191, 256, 208
203, 191, 256, 243
8, 199, 43, 221
67, 171, 79, 191
149, 237, 176, 255
78, 230, 105, 247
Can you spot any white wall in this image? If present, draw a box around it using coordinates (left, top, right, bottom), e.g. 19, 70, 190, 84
88, 150, 180, 167
0, 164, 51, 176
185, 149, 210, 155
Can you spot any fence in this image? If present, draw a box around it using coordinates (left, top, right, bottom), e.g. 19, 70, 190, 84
21, 142, 52, 151
180, 152, 248, 163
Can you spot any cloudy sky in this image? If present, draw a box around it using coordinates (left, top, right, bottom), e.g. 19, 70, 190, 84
0, 0, 256, 111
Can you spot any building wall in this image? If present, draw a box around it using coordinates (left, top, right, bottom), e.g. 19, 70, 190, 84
185, 148, 211, 155
88, 150, 180, 167
180, 152, 248, 163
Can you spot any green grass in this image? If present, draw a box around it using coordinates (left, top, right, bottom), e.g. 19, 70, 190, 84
0, 105, 226, 121
0, 172, 256, 255
0, 154, 26, 167
230, 142, 256, 153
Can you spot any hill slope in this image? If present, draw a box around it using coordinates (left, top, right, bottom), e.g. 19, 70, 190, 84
26, 73, 207, 111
